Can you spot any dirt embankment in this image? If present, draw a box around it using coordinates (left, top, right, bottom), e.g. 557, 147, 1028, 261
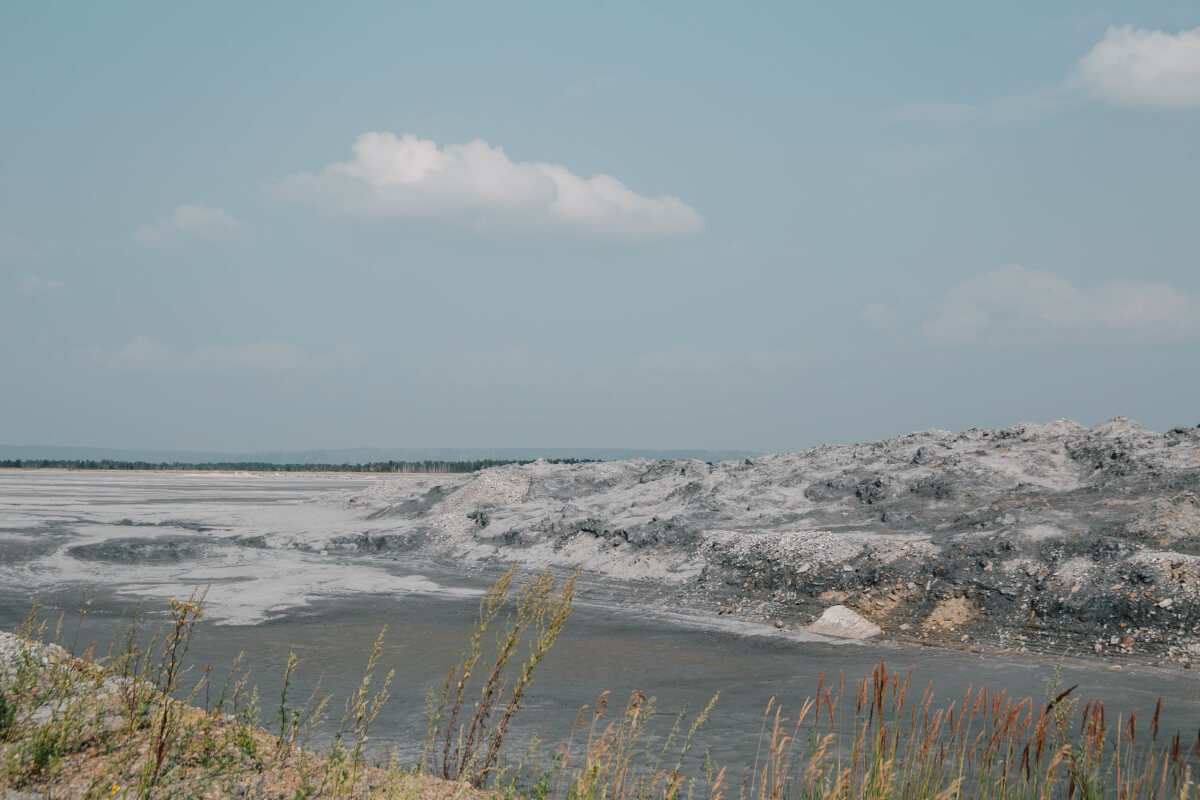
320, 417, 1200, 667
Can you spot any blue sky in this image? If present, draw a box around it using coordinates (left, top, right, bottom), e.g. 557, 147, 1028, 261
2, 1, 1198, 452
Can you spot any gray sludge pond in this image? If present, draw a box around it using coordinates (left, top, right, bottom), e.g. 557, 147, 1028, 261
1, 470, 1197, 775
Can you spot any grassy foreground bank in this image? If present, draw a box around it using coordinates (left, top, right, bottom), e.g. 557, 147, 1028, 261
2, 570, 1198, 799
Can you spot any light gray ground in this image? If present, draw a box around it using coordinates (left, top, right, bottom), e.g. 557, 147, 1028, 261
0, 472, 477, 626
2, 416, 1197, 666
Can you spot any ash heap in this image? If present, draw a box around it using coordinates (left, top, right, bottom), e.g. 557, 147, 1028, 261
321, 417, 1200, 667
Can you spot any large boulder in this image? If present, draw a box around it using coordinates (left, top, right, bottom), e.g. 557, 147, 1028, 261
807, 605, 882, 639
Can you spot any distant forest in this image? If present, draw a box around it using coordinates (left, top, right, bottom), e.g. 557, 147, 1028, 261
0, 458, 597, 474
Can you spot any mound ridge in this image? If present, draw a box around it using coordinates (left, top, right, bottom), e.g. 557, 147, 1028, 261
322, 418, 1200, 665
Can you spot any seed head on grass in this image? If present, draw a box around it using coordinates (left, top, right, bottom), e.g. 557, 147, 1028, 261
426, 564, 579, 788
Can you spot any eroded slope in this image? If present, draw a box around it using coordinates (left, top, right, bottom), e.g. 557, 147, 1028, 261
323, 418, 1200, 665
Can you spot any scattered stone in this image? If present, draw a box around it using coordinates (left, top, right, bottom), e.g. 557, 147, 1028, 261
923, 597, 977, 631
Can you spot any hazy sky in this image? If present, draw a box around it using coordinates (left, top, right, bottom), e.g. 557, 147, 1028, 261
2, 1, 1198, 453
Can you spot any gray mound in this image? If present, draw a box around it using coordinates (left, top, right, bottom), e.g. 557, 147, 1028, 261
68, 535, 223, 563
325, 417, 1200, 666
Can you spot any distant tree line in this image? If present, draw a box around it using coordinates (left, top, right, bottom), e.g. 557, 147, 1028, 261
0, 458, 596, 474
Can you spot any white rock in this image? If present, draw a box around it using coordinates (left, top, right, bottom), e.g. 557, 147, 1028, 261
807, 605, 882, 639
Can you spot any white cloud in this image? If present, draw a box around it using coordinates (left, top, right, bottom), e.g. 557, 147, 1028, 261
893, 24, 1200, 124
80, 338, 367, 372
134, 205, 241, 247
923, 303, 990, 343
924, 265, 1200, 344
857, 303, 897, 331
19, 276, 65, 295
272, 132, 703, 238
1073, 25, 1200, 109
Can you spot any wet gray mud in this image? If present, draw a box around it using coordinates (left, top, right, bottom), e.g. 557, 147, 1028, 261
1, 430, 1198, 769
4, 583, 1199, 770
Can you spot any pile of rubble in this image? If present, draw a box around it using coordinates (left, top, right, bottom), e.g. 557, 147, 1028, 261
326, 417, 1200, 666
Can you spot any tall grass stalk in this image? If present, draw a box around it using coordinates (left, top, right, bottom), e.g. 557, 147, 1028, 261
425, 564, 579, 787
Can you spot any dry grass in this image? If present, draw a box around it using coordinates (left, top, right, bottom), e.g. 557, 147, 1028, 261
426, 564, 579, 788
717, 662, 1199, 800
0, 585, 530, 800
1, 682, 488, 800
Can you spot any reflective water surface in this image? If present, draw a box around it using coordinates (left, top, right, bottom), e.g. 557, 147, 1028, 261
2, 470, 1197, 770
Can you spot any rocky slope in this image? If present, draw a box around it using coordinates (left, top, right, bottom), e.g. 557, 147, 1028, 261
318, 418, 1200, 667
